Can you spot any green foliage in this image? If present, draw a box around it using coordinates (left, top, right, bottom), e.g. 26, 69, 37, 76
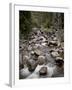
19, 11, 32, 39
31, 12, 53, 28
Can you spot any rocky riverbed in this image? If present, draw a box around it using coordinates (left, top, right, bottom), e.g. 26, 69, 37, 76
19, 28, 64, 79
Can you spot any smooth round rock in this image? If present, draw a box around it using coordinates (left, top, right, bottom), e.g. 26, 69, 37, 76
39, 67, 47, 76
38, 55, 45, 65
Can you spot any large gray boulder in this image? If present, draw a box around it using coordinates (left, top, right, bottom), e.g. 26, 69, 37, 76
38, 55, 46, 65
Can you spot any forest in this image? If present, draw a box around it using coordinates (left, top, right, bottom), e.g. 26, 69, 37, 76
19, 11, 64, 79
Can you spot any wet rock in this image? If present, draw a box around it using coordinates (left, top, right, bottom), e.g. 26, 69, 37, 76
39, 36, 46, 42
49, 48, 55, 53
55, 57, 64, 67
39, 67, 47, 76
55, 57, 63, 61
32, 39, 37, 43
38, 55, 45, 65
27, 59, 37, 72
48, 41, 58, 46
44, 34, 48, 39
29, 41, 32, 44
45, 40, 48, 43
51, 51, 59, 58
31, 51, 34, 55
29, 39, 36, 44
34, 44, 42, 49
28, 45, 32, 51
34, 49, 42, 56
41, 42, 47, 46
53, 37, 57, 41
19, 29, 64, 78
51, 35, 54, 39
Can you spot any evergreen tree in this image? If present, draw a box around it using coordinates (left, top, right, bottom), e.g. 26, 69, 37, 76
19, 11, 32, 39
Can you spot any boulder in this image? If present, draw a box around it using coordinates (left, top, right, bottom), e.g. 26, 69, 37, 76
51, 51, 59, 58
34, 49, 42, 56
55, 57, 64, 67
34, 44, 42, 49
30, 51, 34, 55
41, 42, 47, 46
28, 45, 32, 51
53, 37, 57, 41
38, 55, 45, 65
48, 41, 58, 46
29, 38, 37, 44
39, 67, 48, 76
27, 59, 37, 72
38, 36, 46, 42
